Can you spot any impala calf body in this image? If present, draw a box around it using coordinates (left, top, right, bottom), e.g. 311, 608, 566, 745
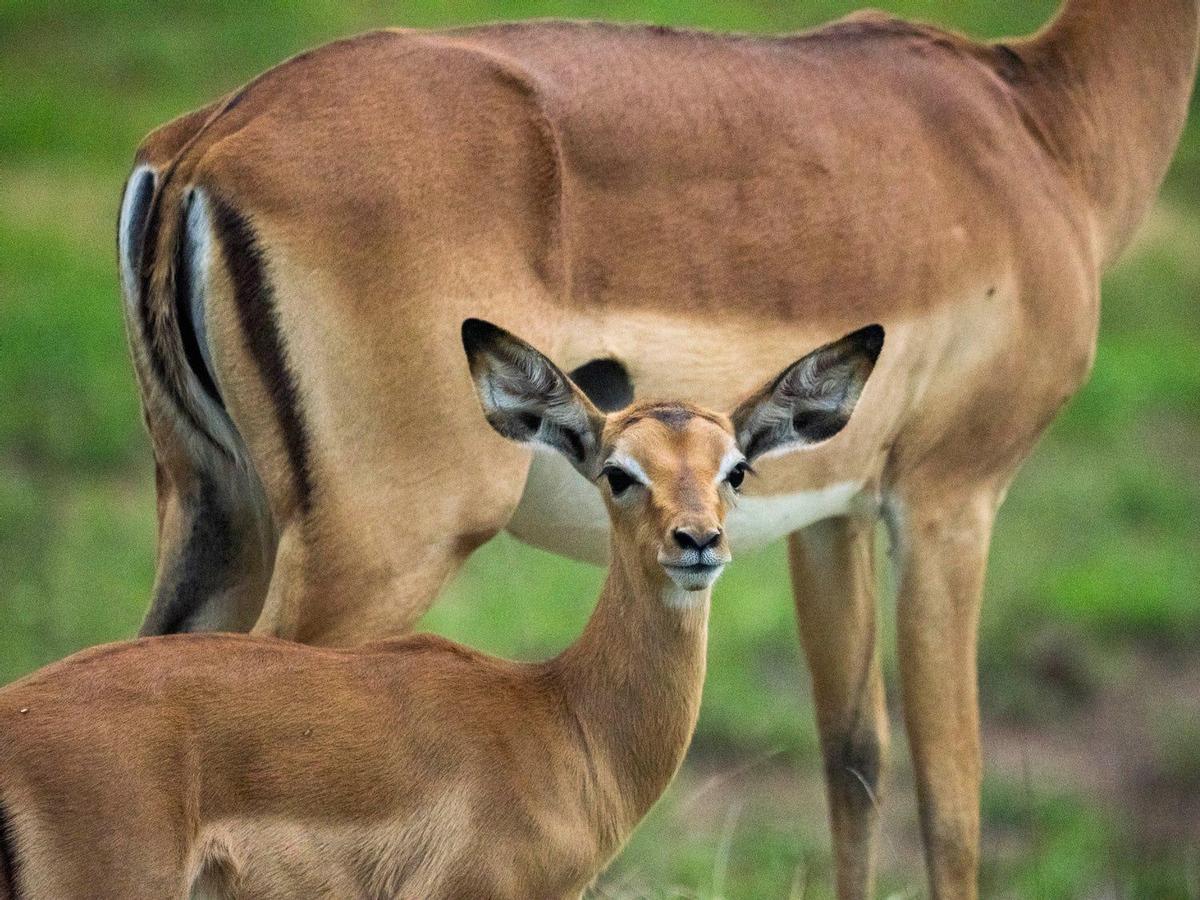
0, 322, 881, 900
121, 1, 1198, 896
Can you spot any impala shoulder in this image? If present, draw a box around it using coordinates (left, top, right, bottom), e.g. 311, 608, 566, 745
409, 29, 559, 111
372, 633, 496, 667
802, 8, 975, 55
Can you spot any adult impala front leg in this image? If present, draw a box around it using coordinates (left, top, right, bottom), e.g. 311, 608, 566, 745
789, 514, 887, 900
891, 484, 1001, 900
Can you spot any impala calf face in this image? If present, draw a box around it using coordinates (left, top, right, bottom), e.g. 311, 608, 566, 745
463, 317, 884, 598
599, 405, 742, 592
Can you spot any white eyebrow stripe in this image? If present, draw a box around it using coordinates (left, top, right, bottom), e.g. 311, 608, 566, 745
606, 454, 650, 485
714, 447, 747, 484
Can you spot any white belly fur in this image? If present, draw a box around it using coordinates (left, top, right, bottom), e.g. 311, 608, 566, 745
505, 451, 863, 565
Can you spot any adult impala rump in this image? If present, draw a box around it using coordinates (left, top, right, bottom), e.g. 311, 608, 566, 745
0, 322, 881, 900
121, 1, 1198, 897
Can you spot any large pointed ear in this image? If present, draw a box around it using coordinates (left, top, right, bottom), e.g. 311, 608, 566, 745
461, 319, 605, 477
730, 325, 884, 463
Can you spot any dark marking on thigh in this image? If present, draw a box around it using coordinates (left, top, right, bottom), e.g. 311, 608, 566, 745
140, 475, 237, 636
209, 194, 315, 514
118, 167, 155, 276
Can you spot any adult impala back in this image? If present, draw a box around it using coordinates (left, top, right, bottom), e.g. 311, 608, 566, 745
0, 321, 881, 900
118, 1, 1198, 897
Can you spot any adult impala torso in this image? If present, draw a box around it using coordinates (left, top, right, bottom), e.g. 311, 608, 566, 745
117, 2, 1198, 897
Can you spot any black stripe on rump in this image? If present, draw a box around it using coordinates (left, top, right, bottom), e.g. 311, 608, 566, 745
174, 189, 224, 406
209, 195, 314, 514
0, 793, 21, 899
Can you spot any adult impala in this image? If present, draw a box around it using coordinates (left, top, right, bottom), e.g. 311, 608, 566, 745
0, 321, 881, 900
116, 1, 1198, 896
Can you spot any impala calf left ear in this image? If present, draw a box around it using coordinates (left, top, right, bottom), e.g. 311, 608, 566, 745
730, 324, 885, 462
461, 318, 605, 477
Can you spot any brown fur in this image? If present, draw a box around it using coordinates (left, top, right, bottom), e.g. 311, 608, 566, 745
119, 3, 1198, 897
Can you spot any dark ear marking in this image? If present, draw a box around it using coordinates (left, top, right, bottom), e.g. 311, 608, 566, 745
461, 319, 604, 476
731, 324, 885, 462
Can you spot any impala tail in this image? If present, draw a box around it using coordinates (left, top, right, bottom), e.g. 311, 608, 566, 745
1005, 0, 1199, 267
121, 158, 243, 463
119, 114, 275, 636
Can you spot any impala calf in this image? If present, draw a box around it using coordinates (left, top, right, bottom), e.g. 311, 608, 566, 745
0, 320, 881, 900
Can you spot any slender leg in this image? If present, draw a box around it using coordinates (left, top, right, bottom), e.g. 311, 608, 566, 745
251, 491, 510, 647
249, 411, 532, 646
139, 415, 274, 637
789, 515, 887, 900
892, 487, 999, 900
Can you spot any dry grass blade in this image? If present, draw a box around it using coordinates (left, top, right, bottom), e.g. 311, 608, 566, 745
710, 798, 747, 900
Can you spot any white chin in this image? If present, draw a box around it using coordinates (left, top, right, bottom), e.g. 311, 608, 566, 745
664, 564, 724, 592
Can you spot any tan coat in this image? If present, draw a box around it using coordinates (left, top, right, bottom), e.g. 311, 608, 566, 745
114, 2, 1197, 897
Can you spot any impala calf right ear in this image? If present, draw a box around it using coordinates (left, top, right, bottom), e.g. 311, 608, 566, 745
730, 324, 885, 462
461, 318, 605, 477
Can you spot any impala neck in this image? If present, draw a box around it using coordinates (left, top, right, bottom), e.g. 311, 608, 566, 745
551, 533, 710, 843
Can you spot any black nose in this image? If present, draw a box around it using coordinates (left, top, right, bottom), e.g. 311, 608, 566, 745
672, 527, 722, 552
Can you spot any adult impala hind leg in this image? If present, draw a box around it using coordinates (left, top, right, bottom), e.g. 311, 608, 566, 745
250, 417, 533, 646
241, 310, 538, 646
789, 514, 887, 900
138, 434, 274, 636
891, 483, 1001, 900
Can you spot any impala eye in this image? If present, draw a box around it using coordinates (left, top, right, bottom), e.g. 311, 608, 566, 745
603, 466, 636, 496
725, 462, 750, 491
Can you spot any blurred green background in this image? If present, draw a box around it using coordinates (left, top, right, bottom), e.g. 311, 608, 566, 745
1, 2, 1197, 896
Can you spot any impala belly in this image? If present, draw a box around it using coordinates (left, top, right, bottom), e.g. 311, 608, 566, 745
506, 450, 864, 564
724, 480, 865, 552
506, 449, 611, 564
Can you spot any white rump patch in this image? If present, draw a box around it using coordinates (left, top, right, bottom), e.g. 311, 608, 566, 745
183, 189, 217, 381
118, 165, 156, 306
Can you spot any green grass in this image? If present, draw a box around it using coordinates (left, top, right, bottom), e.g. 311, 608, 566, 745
1, 1, 1198, 895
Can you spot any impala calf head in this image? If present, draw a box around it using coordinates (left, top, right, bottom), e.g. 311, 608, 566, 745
462, 319, 884, 596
